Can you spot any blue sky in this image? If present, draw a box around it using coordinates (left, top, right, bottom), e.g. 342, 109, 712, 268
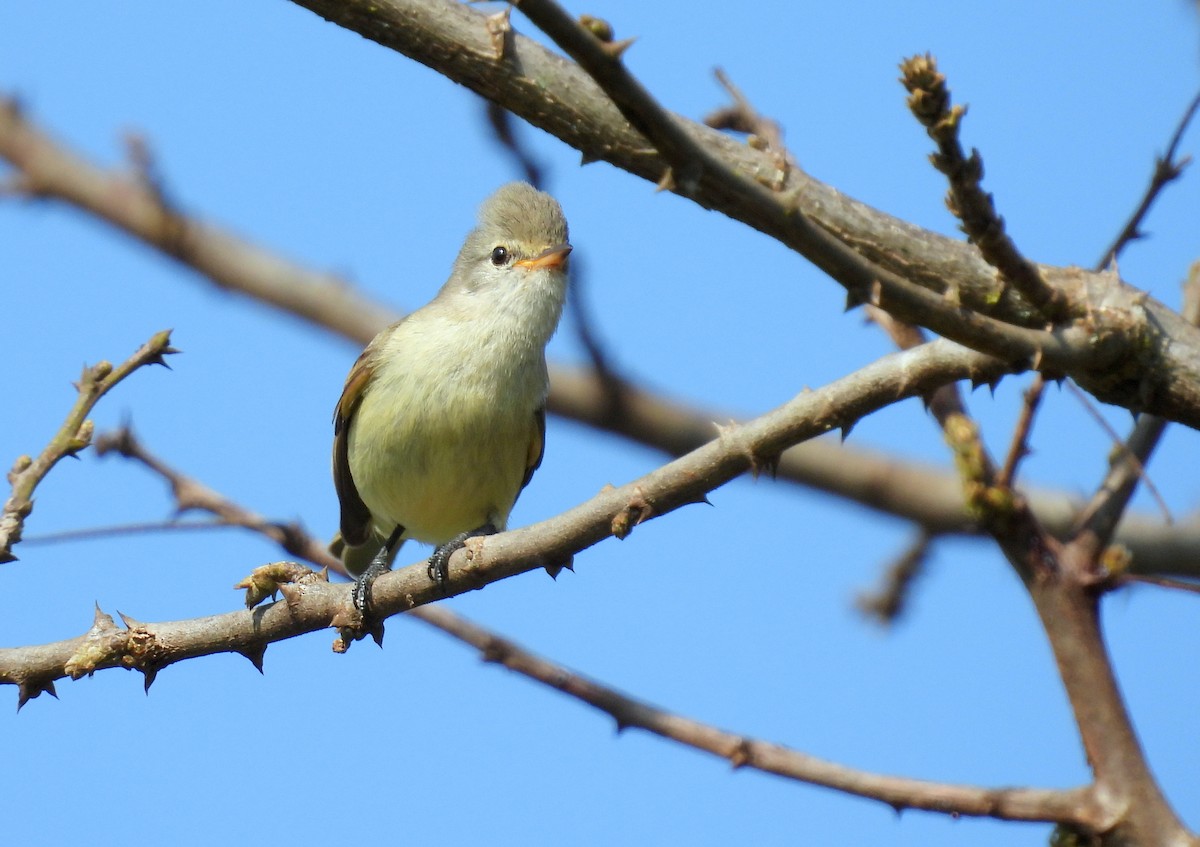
1, 2, 1198, 845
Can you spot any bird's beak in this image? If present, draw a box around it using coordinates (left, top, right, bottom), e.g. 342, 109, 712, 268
515, 243, 572, 271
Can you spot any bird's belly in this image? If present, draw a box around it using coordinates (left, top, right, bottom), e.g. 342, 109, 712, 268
348, 392, 532, 545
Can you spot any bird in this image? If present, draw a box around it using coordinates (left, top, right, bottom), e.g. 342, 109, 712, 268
331, 182, 571, 616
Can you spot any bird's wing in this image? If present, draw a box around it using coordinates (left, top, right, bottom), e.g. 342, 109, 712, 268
521, 406, 546, 491
332, 346, 376, 546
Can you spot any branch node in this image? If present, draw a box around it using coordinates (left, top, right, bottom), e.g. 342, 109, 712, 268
611, 488, 653, 539
577, 14, 614, 42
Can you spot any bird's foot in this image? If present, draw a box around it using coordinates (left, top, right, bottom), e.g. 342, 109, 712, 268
351, 550, 393, 619
428, 522, 498, 593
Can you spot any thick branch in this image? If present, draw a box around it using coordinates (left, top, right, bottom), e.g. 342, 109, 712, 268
276, 0, 1200, 429
1, 99, 1193, 575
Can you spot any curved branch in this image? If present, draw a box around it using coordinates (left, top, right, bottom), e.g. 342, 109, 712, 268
414, 603, 1108, 827
2, 99, 1195, 576
278, 0, 1200, 429
0, 339, 1011, 701
50, 430, 1109, 827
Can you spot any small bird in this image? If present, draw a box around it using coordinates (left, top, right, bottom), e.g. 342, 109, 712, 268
331, 182, 571, 614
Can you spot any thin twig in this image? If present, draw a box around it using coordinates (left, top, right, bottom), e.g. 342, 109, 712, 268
864, 306, 974, 429
1004, 93, 1200, 526
865, 307, 1060, 585
1096, 89, 1200, 268
93, 425, 336, 571
1057, 97, 1200, 564
412, 602, 1105, 825
997, 375, 1046, 489
0, 330, 176, 562
22, 519, 227, 546
1065, 381, 1173, 533
856, 531, 933, 625
705, 67, 791, 190
484, 101, 546, 188
900, 55, 1068, 323
1119, 572, 1200, 595
1065, 265, 1200, 559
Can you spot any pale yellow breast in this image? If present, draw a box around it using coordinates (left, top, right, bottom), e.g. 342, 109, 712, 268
346, 314, 543, 545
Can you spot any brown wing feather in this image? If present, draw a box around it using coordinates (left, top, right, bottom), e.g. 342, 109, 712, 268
521, 406, 546, 491
332, 348, 376, 546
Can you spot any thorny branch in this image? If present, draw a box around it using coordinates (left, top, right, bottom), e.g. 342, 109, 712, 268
0, 330, 176, 563
1, 4, 1197, 841
890, 59, 1197, 845
413, 603, 1107, 827
67, 434, 1106, 827
0, 338, 1013, 703
993, 86, 1200, 516
280, 0, 1200, 431
900, 55, 1068, 323
1, 90, 1197, 578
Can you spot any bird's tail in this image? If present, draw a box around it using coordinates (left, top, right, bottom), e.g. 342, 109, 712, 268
329, 528, 403, 576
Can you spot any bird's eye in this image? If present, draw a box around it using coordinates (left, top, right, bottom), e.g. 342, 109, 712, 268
490, 246, 509, 266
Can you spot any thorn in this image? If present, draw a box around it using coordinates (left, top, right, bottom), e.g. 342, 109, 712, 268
93, 603, 118, 631
277, 581, 303, 611
840, 421, 855, 442
484, 6, 511, 60
369, 624, 385, 648
600, 37, 636, 60
655, 168, 676, 193
844, 289, 865, 312
117, 610, 144, 630
579, 150, 598, 166
16, 679, 56, 711
614, 717, 629, 734
147, 350, 178, 369
544, 554, 576, 580
142, 665, 158, 693
329, 608, 357, 631
239, 642, 267, 674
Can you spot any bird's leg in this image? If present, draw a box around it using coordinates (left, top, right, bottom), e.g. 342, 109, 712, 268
428, 522, 498, 593
352, 525, 404, 617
